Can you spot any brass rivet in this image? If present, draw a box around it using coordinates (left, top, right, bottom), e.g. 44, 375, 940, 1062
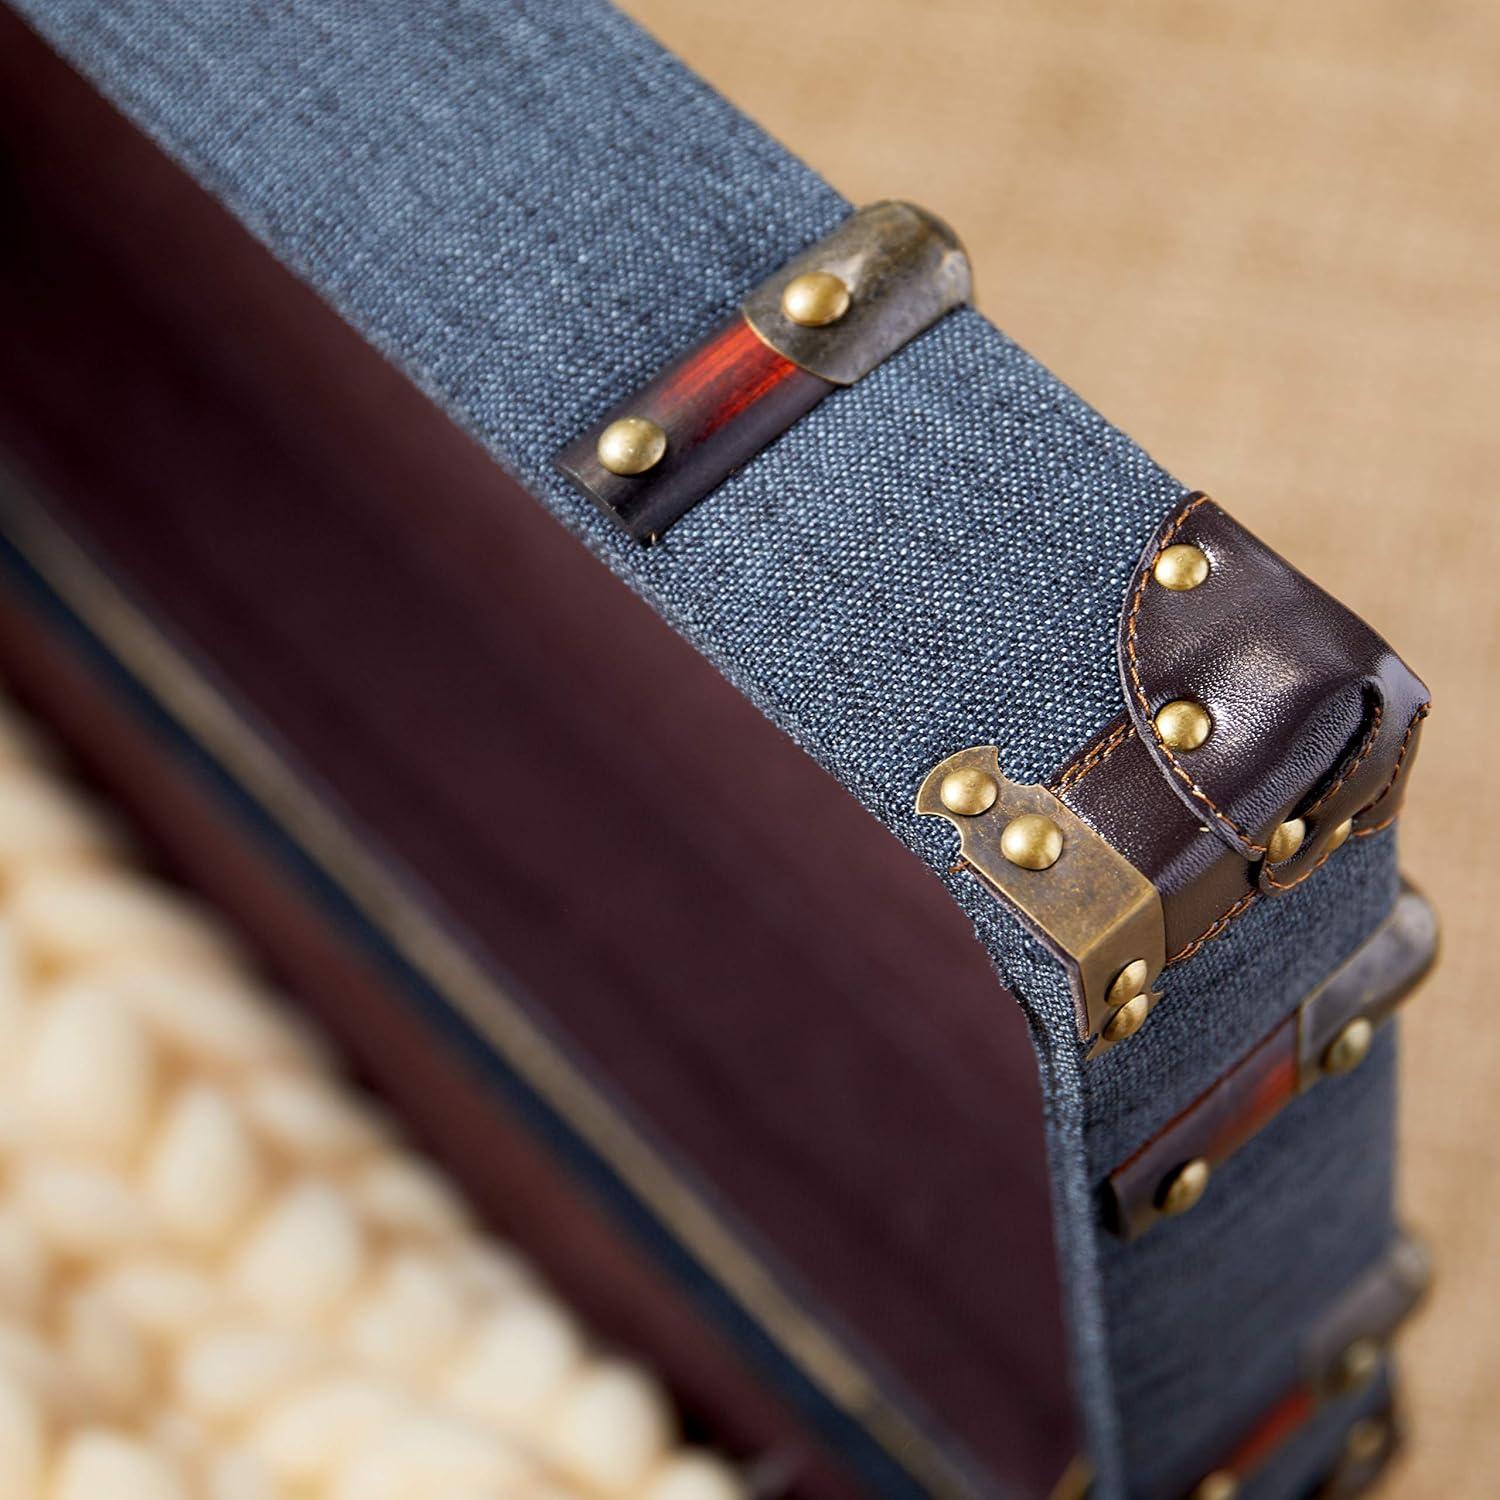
1000, 813, 1064, 871
781, 271, 851, 327
1327, 817, 1354, 853
1154, 544, 1211, 592
938, 768, 998, 818
597, 416, 667, 476
1107, 958, 1151, 1008
1190, 1472, 1239, 1500
1157, 1157, 1211, 1217
1344, 1417, 1389, 1467
1102, 993, 1151, 1044
1331, 1337, 1382, 1395
1322, 1017, 1374, 1076
1155, 699, 1212, 751
1267, 817, 1307, 865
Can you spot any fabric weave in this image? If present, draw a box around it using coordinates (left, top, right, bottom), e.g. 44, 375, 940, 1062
11, 2, 1406, 1494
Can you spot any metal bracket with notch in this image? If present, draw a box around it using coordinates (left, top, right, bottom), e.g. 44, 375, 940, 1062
916, 746, 1167, 1049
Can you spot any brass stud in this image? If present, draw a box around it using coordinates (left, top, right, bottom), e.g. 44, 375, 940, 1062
1322, 1017, 1374, 1076
1155, 699, 1212, 752
1000, 813, 1064, 871
1343, 1417, 1389, 1467
596, 416, 667, 476
938, 768, 999, 818
1107, 958, 1150, 1008
1102, 993, 1151, 1044
1327, 817, 1354, 853
1154, 544, 1211, 592
1190, 1472, 1239, 1500
1267, 817, 1307, 865
1157, 1157, 1211, 1217
1330, 1337, 1382, 1396
781, 271, 851, 327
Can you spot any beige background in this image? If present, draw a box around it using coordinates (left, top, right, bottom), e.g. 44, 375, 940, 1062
617, 2, 1499, 1494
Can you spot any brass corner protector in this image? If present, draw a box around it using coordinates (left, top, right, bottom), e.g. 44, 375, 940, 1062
917, 746, 1166, 1045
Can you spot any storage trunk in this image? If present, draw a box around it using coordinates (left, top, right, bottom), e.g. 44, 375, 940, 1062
0, 5, 1434, 1497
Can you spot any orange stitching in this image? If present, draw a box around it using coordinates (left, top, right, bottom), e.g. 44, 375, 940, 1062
1263, 843, 1334, 892
1339, 704, 1428, 842
1123, 494, 1268, 854
1053, 720, 1135, 794
1302, 698, 1384, 819
1264, 695, 1390, 891
1168, 889, 1259, 965
1359, 703, 1429, 820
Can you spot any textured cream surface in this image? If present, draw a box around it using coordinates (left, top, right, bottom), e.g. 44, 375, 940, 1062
613, 4, 1497, 1493
0, 697, 743, 1500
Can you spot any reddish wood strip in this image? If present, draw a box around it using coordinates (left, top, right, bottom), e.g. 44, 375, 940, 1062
1108, 1015, 1299, 1239
556, 314, 832, 542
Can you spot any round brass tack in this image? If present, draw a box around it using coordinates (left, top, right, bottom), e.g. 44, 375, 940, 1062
596, 416, 667, 476
1331, 1337, 1381, 1396
1154, 543, 1211, 592
1189, 1472, 1239, 1500
1102, 993, 1151, 1044
781, 271, 851, 327
1343, 1417, 1389, 1467
1267, 817, 1307, 865
938, 767, 999, 818
1155, 699, 1213, 752
1327, 817, 1355, 853
1107, 958, 1151, 1008
1322, 1017, 1374, 1077
1157, 1157, 1211, 1218
1000, 813, 1064, 871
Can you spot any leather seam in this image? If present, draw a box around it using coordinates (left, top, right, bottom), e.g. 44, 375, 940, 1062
1300, 697, 1384, 819
1263, 701, 1426, 883
1168, 889, 1260, 965
1124, 493, 1269, 856
1359, 702, 1429, 822
1052, 719, 1135, 795
1262, 841, 1336, 892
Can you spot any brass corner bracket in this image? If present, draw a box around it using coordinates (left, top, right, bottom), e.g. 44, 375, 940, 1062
917, 746, 1166, 1048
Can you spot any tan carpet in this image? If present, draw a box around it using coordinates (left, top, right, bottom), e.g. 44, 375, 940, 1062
617, 3, 1500, 1493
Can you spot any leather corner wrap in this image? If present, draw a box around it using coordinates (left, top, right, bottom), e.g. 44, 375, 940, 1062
1057, 492, 1429, 963
1118, 494, 1429, 894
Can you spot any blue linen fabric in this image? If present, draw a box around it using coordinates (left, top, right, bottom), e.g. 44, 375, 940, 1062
12, 1, 1407, 1493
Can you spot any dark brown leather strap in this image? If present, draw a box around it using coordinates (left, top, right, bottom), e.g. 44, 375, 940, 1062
1055, 495, 1428, 963
1119, 494, 1429, 894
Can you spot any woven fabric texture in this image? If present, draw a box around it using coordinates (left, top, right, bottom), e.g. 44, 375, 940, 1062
11, 2, 1406, 1495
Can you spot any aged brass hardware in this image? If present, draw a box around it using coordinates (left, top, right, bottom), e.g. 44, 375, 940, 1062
938, 767, 998, 817
596, 417, 667, 476
1155, 698, 1213, 751
1330, 1338, 1381, 1395
1101, 993, 1151, 1044
559, 201, 971, 541
1190, 1473, 1239, 1500
1342, 1418, 1389, 1467
1327, 817, 1354, 853
1157, 1158, 1211, 1217
1107, 958, 1150, 1007
1153, 543, 1210, 592
918, 747, 1166, 1042
1000, 813, 1064, 871
780, 271, 851, 327
1321, 1017, 1374, 1077
742, 200, 970, 384
1268, 817, 1307, 864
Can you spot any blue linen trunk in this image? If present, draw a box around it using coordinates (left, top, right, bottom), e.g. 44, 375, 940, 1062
5, 2, 1407, 1495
